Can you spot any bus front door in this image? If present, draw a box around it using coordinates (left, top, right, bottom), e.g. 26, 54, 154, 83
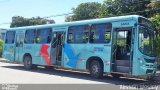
112, 28, 132, 74
51, 31, 65, 66
15, 34, 24, 62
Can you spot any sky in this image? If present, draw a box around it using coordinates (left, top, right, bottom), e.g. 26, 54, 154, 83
0, 0, 103, 28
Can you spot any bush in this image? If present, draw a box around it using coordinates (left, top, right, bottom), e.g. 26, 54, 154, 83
0, 39, 4, 57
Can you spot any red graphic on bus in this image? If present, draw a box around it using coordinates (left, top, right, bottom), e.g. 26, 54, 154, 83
39, 44, 51, 65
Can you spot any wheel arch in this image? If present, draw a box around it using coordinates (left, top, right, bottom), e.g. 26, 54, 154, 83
86, 56, 104, 70
23, 53, 32, 62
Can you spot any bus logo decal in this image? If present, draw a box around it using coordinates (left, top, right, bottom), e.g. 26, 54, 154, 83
94, 47, 104, 52
64, 44, 80, 68
9, 46, 14, 53
39, 44, 51, 65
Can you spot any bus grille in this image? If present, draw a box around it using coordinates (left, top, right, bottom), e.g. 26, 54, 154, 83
144, 58, 155, 63
146, 69, 153, 74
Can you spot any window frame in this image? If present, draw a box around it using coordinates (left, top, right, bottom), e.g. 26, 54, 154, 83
24, 29, 36, 44
5, 31, 15, 44
89, 23, 112, 44
36, 28, 52, 44
67, 25, 90, 44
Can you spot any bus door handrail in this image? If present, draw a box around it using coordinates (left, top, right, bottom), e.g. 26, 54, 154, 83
51, 39, 58, 47
112, 43, 117, 55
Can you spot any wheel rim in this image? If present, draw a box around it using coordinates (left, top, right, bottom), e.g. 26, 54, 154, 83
92, 64, 99, 74
24, 57, 31, 68
26, 59, 31, 66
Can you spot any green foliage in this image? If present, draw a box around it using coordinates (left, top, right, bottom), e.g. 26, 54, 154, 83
150, 13, 160, 56
66, 0, 160, 22
0, 39, 4, 55
10, 16, 48, 28
104, 0, 151, 17
65, 2, 102, 22
150, 13, 160, 31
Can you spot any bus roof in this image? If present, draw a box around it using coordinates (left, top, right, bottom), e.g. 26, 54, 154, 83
7, 15, 144, 31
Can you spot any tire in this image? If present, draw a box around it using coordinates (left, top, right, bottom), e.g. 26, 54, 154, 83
23, 55, 33, 70
89, 60, 103, 78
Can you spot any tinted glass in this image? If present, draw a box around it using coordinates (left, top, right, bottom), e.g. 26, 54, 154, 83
36, 28, 52, 44
5, 31, 15, 44
90, 23, 112, 43
68, 25, 89, 43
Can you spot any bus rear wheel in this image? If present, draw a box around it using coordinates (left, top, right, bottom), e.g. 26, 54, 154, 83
89, 60, 103, 78
23, 55, 33, 70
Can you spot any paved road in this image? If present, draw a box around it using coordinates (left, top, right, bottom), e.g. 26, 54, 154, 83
0, 60, 160, 87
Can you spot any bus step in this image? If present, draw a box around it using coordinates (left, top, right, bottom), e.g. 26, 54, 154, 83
115, 66, 130, 73
116, 60, 130, 67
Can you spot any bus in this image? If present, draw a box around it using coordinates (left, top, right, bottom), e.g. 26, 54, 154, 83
2, 15, 157, 79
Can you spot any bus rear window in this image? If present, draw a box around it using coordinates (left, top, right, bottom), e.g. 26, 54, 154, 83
90, 23, 112, 43
5, 31, 15, 44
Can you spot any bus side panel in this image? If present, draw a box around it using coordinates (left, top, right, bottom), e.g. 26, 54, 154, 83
63, 44, 87, 70
63, 43, 111, 73
3, 44, 15, 61
23, 44, 36, 62
33, 44, 51, 66
85, 44, 111, 73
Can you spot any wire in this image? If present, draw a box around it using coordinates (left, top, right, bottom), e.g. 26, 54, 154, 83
43, 12, 73, 19
0, 8, 159, 26
0, 12, 73, 26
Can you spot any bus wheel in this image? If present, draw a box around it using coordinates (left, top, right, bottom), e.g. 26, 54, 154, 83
24, 55, 33, 70
89, 60, 103, 78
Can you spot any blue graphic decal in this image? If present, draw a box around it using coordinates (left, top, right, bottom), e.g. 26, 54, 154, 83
64, 44, 80, 68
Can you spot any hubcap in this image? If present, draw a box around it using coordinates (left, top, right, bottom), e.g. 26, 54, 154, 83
92, 65, 98, 74
26, 59, 30, 66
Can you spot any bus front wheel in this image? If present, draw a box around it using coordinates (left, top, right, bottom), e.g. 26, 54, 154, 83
89, 60, 103, 78
23, 55, 33, 70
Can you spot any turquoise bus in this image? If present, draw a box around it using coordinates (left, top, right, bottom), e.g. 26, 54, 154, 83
2, 15, 157, 79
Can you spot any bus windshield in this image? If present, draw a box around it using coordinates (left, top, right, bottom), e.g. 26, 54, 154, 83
138, 25, 156, 57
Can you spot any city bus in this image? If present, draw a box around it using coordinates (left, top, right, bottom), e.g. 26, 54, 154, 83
2, 15, 157, 79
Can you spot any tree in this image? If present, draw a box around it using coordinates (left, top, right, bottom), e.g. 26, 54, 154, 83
150, 13, 160, 55
150, 13, 160, 31
65, 2, 102, 22
65, 0, 157, 22
65, 15, 73, 22
103, 0, 151, 17
10, 16, 54, 28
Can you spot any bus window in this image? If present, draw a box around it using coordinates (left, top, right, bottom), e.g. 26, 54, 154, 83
68, 33, 73, 43
36, 28, 52, 44
67, 25, 89, 43
24, 29, 36, 44
90, 23, 112, 43
105, 31, 111, 41
5, 31, 15, 44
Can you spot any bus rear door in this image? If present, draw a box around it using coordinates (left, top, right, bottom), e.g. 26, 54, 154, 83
15, 31, 24, 62
3, 31, 16, 61
51, 31, 65, 66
